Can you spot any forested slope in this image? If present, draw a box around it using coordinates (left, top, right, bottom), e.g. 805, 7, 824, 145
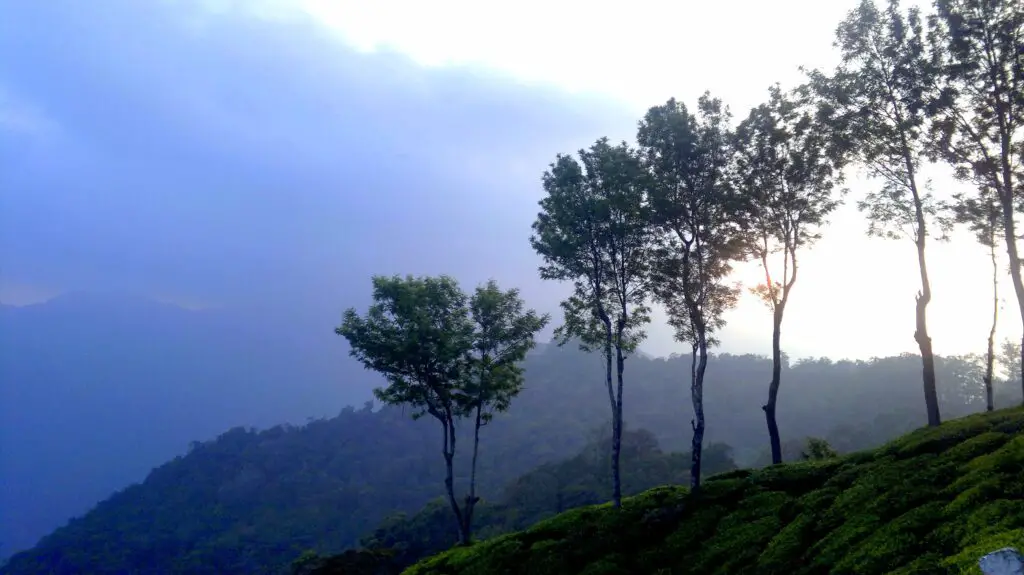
406, 407, 1024, 575
2, 345, 1014, 574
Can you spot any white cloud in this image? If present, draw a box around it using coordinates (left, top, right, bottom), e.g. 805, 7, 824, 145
287, 0, 1015, 360
298, 0, 864, 112
106, 0, 1018, 361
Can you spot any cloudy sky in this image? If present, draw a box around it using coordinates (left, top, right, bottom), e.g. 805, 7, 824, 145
0, 0, 1015, 361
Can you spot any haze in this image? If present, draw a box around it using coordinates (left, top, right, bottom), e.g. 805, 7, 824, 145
1, 0, 1021, 562
2, 0, 1014, 360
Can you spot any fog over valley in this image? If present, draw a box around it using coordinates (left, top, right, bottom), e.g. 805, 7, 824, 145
2, 0, 1023, 573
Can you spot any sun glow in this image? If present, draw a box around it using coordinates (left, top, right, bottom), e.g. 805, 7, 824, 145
289, 0, 1010, 360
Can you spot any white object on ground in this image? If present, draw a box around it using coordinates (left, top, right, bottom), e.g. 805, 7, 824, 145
979, 548, 1024, 575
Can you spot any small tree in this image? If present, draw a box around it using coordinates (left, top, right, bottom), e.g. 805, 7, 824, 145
1000, 338, 1022, 394
930, 0, 1024, 404
734, 84, 846, 464
530, 138, 652, 508
801, 437, 839, 461
335, 275, 476, 544
637, 93, 744, 491
818, 0, 946, 426
459, 280, 549, 540
946, 189, 1001, 411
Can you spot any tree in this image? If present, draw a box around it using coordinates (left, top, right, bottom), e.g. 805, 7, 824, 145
930, 0, 1024, 405
335, 275, 476, 544
459, 280, 549, 540
637, 94, 744, 491
819, 0, 946, 426
1001, 337, 1022, 393
800, 437, 839, 461
530, 138, 653, 508
734, 84, 846, 464
946, 189, 1002, 411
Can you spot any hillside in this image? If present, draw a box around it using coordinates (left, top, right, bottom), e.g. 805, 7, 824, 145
344, 431, 739, 571
405, 407, 1024, 575
1, 341, 1018, 573
0, 293, 380, 556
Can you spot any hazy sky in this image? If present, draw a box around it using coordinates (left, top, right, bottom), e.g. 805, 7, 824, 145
1, 0, 1017, 361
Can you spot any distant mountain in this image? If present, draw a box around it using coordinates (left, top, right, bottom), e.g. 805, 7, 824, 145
2, 336, 1013, 573
0, 291, 381, 557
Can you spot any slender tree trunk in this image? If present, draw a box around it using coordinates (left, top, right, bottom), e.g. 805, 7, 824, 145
613, 341, 626, 507
996, 186, 1024, 406
461, 405, 483, 543
440, 417, 467, 545
991, 86, 1024, 406
894, 103, 940, 426
690, 335, 709, 492
763, 304, 785, 464
601, 319, 620, 508
911, 202, 941, 427
985, 240, 998, 412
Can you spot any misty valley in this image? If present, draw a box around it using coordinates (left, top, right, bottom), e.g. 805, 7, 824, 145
2, 0, 1024, 574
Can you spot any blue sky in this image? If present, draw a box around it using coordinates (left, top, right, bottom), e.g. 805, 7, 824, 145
1, 0, 1014, 359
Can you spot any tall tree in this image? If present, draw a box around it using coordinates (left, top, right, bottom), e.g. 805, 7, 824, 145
530, 138, 652, 508
734, 84, 846, 464
460, 280, 549, 540
819, 0, 946, 426
930, 0, 1024, 404
637, 94, 744, 491
335, 275, 476, 544
947, 189, 1002, 411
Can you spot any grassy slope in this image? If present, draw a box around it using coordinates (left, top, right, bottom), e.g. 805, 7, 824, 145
406, 407, 1024, 575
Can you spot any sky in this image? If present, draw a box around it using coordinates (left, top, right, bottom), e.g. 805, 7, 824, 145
1, 0, 1018, 362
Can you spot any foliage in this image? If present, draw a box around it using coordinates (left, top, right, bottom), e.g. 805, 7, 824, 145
734, 83, 845, 310
530, 137, 653, 507
800, 438, 839, 461
637, 94, 744, 349
822, 0, 947, 243
1002, 339, 1023, 388
293, 549, 401, 575
815, 0, 950, 428
945, 185, 1002, 412
459, 280, 549, 539
2, 348, 1007, 574
337, 275, 475, 423
463, 281, 549, 423
945, 188, 1002, 249
637, 93, 745, 490
337, 276, 546, 544
319, 429, 738, 574
929, 0, 1024, 201
929, 0, 1024, 404
529, 139, 652, 355
733, 82, 846, 464
337, 275, 478, 543
406, 407, 1024, 575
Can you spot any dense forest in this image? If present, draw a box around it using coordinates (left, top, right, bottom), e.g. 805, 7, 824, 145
3, 0, 1022, 573
2, 345, 1019, 574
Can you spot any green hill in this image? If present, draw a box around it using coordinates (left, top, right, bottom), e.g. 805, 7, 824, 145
405, 408, 1024, 575
338, 430, 738, 571
1, 346, 1017, 574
